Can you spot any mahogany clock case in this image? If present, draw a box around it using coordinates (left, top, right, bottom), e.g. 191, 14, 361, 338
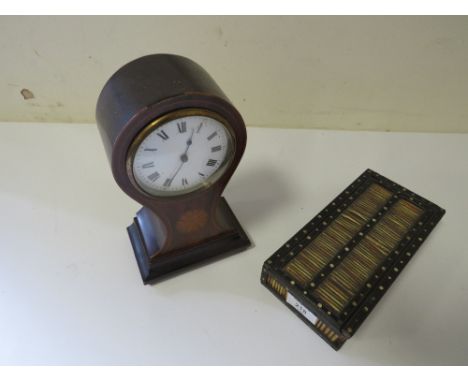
96, 54, 251, 283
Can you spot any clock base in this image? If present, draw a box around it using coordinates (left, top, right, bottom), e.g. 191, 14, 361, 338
127, 197, 251, 284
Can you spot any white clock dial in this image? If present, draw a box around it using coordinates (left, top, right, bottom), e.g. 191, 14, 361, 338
132, 114, 233, 196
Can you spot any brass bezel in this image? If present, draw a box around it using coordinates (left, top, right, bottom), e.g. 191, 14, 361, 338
126, 108, 237, 198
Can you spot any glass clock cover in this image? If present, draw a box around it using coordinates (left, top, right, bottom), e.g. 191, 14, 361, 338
131, 114, 234, 196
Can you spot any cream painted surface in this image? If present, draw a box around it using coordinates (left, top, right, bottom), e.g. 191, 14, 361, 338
1, 16, 468, 132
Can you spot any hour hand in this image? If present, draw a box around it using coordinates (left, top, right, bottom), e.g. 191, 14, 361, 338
186, 128, 195, 148
180, 129, 195, 162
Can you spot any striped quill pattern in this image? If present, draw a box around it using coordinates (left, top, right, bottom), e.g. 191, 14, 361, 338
283, 184, 392, 286
315, 320, 343, 344
266, 274, 287, 299
313, 199, 423, 313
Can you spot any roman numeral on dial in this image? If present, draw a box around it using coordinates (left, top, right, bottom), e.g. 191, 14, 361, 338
157, 130, 169, 140
177, 121, 187, 133
211, 145, 221, 152
142, 161, 155, 169
207, 132, 217, 141
206, 159, 218, 167
144, 148, 157, 152
163, 178, 172, 187
147, 171, 160, 182
181, 178, 188, 186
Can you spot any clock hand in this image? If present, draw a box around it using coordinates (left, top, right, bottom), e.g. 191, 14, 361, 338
167, 128, 195, 186
187, 128, 195, 145
178, 128, 195, 166
167, 162, 184, 186
182, 128, 195, 156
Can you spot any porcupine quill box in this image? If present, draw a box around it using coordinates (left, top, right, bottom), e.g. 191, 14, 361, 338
260, 169, 445, 350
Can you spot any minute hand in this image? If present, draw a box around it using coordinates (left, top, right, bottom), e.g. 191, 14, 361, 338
168, 129, 195, 184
